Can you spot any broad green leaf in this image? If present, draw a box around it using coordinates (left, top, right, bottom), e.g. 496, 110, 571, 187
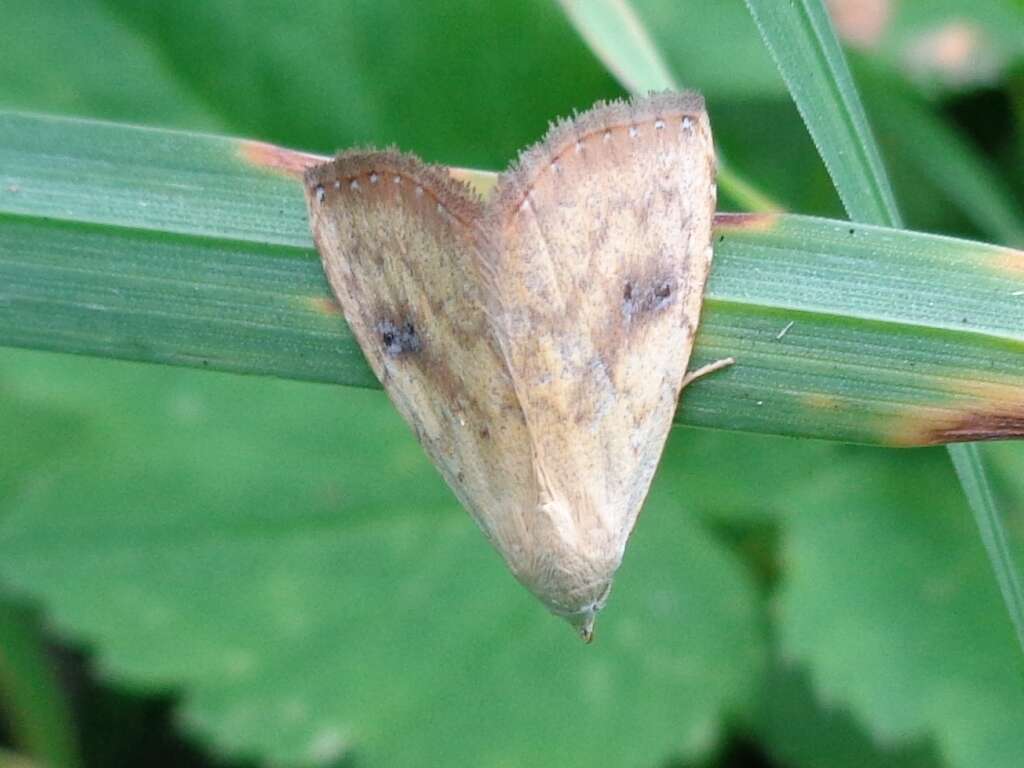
0, 596, 81, 768
777, 448, 1024, 768
3, 113, 1023, 448
0, 348, 763, 767
0, 382, 84, 768
756, 664, 943, 768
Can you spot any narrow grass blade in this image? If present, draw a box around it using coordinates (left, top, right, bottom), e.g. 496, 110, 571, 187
558, 0, 781, 212
556, 0, 675, 94
745, 0, 1024, 652
2, 112, 1024, 449
744, 0, 899, 226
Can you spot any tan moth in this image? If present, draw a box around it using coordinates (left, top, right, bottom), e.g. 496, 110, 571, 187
303, 92, 730, 641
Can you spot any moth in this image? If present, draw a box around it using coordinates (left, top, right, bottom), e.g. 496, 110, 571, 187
303, 92, 728, 641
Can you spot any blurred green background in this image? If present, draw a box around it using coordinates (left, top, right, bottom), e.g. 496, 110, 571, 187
1, 1, 1023, 767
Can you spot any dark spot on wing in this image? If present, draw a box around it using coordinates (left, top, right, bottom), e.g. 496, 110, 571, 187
622, 276, 676, 320
377, 318, 422, 357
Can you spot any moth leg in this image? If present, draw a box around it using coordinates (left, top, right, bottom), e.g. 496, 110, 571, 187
681, 357, 735, 388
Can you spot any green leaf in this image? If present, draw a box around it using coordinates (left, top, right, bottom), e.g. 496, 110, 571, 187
3, 112, 1024, 448
0, 348, 763, 767
0, 369, 83, 768
777, 448, 1024, 768
756, 664, 943, 768
0, 596, 81, 768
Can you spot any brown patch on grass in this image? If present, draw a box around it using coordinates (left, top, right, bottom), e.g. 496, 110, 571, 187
239, 140, 328, 179
713, 212, 781, 233
306, 295, 344, 316
241, 138, 499, 200
803, 392, 843, 412
992, 245, 1024, 276
885, 380, 1024, 446
923, 410, 1024, 444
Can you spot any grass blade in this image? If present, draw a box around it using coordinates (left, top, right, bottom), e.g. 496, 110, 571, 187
556, 0, 674, 93
2, 112, 1024, 449
744, 0, 899, 226
744, 0, 1024, 652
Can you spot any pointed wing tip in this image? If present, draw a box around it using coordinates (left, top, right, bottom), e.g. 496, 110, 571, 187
579, 619, 596, 644
568, 607, 598, 644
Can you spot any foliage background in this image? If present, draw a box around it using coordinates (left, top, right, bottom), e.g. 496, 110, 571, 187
1, 1, 1023, 766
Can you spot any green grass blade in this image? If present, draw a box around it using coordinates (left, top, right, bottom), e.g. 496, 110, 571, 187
2, 112, 1024, 449
556, 0, 675, 93
557, 0, 781, 213
744, 0, 900, 226
744, 0, 1024, 653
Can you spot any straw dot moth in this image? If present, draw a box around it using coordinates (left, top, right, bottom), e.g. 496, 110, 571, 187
303, 92, 729, 641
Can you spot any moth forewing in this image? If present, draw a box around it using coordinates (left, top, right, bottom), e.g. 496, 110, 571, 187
303, 151, 541, 567
482, 92, 717, 636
